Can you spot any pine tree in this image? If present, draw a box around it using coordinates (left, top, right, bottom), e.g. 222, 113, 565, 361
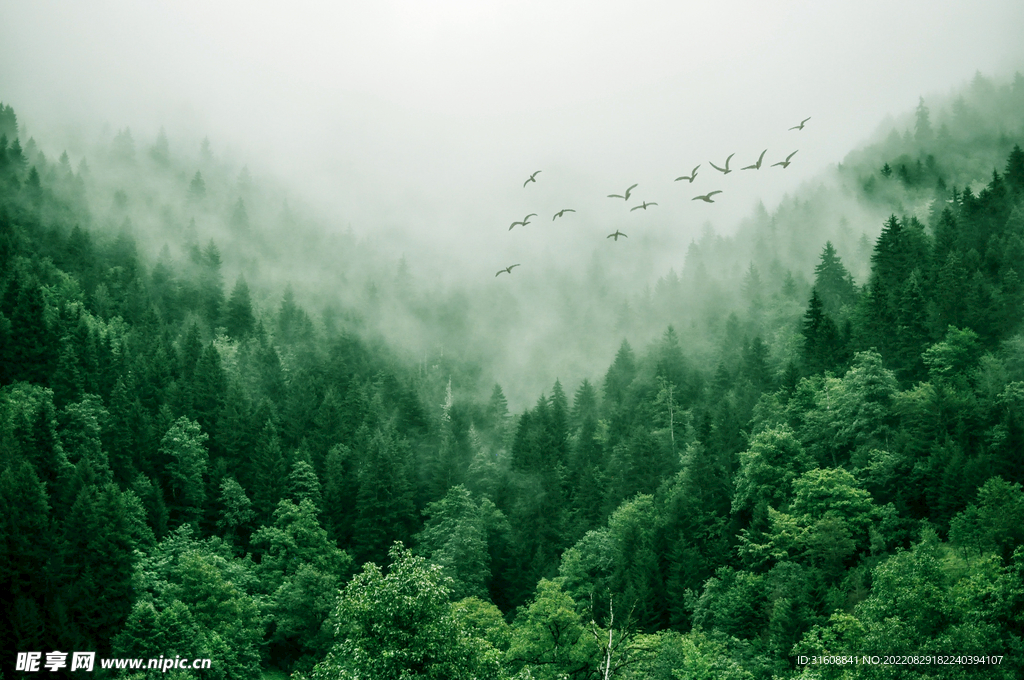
191, 344, 227, 449
252, 418, 287, 523
914, 96, 933, 143
0, 461, 52, 660
801, 290, 842, 375
1005, 144, 1024, 192
604, 339, 636, 410
813, 241, 858, 318
0, 102, 17, 139
188, 170, 206, 200
54, 482, 136, 653
199, 240, 224, 328
287, 456, 323, 511
353, 424, 416, 565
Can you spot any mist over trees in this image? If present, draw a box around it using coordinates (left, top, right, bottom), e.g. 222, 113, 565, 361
2, 71, 1024, 678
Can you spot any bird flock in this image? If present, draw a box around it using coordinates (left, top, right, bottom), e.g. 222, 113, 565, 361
494, 117, 809, 277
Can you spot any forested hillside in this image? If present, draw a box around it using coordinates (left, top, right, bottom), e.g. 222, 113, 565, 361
2, 72, 1024, 679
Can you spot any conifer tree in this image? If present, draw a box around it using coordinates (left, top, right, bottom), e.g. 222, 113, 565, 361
1006, 144, 1024, 192
0, 460, 52, 660
287, 456, 323, 510
353, 424, 416, 565
225, 275, 255, 340
188, 170, 206, 200
914, 96, 933, 143
199, 240, 224, 328
604, 340, 636, 409
253, 418, 287, 523
54, 482, 136, 653
801, 290, 842, 375
813, 242, 858, 318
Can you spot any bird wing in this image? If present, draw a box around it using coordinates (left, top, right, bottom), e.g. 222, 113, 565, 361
625, 183, 638, 198
495, 270, 505, 276
608, 194, 623, 199
525, 213, 537, 220
707, 191, 722, 197
786, 150, 798, 161
724, 153, 735, 169
510, 264, 520, 270
709, 162, 726, 173
648, 202, 658, 206
801, 117, 810, 125
757, 149, 766, 165
565, 209, 575, 213
630, 204, 642, 211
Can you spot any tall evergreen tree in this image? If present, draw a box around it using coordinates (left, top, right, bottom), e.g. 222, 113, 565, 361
187, 170, 206, 200
813, 242, 858, 318
353, 424, 416, 565
801, 290, 842, 375
225, 275, 255, 339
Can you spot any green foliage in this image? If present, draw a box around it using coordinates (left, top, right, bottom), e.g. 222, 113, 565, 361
307, 543, 504, 680
252, 499, 353, 670
949, 476, 1024, 562
414, 485, 507, 601
2, 79, 1024, 679
795, 532, 1024, 679
117, 527, 264, 679
509, 578, 599, 679
161, 416, 210, 528
732, 425, 812, 528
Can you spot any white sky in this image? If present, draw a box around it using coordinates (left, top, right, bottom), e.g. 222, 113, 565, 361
2, 0, 1024, 280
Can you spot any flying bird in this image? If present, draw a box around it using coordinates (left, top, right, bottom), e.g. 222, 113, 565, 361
495, 264, 520, 277
709, 154, 735, 175
608, 184, 638, 200
675, 165, 700, 183
630, 201, 658, 211
509, 213, 537, 230
789, 117, 811, 131
772, 151, 798, 169
553, 209, 576, 220
607, 230, 628, 241
692, 191, 722, 203
742, 150, 767, 170
523, 171, 541, 187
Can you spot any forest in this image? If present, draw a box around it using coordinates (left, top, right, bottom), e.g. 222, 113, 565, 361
2, 72, 1024, 679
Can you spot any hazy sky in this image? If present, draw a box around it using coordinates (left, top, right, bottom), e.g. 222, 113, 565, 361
3, 0, 1024, 280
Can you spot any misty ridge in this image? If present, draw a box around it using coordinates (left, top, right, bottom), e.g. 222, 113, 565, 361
7, 71, 1024, 411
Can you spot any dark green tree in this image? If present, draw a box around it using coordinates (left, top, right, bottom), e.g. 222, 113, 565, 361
225, 275, 255, 339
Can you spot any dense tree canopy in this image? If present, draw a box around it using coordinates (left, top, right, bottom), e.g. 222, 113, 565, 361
1, 74, 1023, 678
